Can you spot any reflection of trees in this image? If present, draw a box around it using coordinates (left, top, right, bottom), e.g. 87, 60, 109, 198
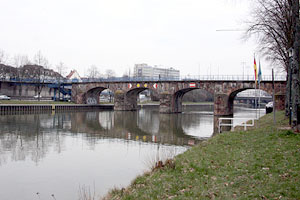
0, 114, 66, 165
0, 108, 210, 165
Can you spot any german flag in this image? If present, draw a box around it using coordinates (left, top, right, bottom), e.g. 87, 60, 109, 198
254, 57, 258, 84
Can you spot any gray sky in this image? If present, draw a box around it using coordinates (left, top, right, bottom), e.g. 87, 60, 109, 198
0, 0, 274, 77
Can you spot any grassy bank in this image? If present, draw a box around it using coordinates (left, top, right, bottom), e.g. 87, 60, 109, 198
106, 112, 300, 200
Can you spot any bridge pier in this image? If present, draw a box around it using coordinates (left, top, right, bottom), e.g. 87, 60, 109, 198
213, 93, 234, 133
114, 90, 138, 111
159, 92, 183, 113
214, 93, 233, 116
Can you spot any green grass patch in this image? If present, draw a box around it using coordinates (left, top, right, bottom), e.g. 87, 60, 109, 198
105, 111, 300, 200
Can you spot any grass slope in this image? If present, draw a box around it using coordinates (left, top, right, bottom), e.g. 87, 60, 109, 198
106, 112, 300, 200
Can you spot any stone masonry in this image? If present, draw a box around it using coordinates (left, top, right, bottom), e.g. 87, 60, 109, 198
72, 80, 286, 116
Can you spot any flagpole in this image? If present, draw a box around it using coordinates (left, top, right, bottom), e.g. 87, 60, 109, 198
258, 81, 261, 118
258, 60, 261, 119
254, 54, 258, 119
255, 81, 257, 119
272, 68, 276, 125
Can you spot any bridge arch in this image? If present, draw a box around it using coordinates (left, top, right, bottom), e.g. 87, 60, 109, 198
160, 87, 214, 113
114, 87, 155, 111
214, 81, 285, 116
173, 88, 197, 113
227, 87, 255, 115
84, 87, 108, 104
72, 80, 286, 115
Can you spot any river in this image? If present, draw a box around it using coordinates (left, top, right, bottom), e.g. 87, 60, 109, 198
0, 105, 265, 200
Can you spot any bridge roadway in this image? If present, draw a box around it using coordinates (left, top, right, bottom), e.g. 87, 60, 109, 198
72, 80, 286, 116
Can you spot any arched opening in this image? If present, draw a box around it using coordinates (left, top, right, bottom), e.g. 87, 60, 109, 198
173, 88, 214, 113
182, 89, 214, 104
230, 88, 272, 119
125, 87, 148, 110
138, 89, 151, 103
84, 87, 107, 105
99, 89, 114, 103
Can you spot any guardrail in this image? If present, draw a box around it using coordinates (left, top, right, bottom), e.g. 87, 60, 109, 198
80, 75, 286, 82
0, 75, 286, 83
218, 117, 256, 133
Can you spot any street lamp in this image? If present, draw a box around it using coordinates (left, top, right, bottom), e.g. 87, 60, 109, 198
288, 47, 294, 125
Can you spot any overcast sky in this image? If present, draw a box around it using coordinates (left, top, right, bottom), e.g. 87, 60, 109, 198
0, 0, 278, 77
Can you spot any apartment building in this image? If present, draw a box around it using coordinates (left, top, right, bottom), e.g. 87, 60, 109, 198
134, 63, 180, 79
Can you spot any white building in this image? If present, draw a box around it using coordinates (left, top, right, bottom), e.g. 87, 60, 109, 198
134, 64, 180, 80
66, 69, 81, 82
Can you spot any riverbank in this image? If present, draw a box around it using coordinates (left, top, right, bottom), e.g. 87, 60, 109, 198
0, 103, 113, 114
105, 111, 300, 199
0, 100, 74, 104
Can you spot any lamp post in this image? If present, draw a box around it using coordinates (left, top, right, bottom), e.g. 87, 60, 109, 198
291, 0, 300, 130
288, 48, 294, 125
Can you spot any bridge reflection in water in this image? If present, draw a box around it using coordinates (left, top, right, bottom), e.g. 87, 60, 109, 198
0, 106, 262, 199
69, 106, 213, 146
0, 106, 214, 164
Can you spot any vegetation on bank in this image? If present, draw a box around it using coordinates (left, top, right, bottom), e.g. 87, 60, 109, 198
105, 111, 300, 200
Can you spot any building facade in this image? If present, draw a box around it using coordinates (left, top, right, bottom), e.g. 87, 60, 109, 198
134, 64, 180, 80
66, 69, 81, 82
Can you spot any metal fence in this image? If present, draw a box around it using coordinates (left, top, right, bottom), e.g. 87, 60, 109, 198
218, 117, 256, 133
76, 75, 286, 83
0, 75, 286, 83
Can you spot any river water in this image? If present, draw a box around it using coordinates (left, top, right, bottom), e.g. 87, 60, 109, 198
0, 105, 264, 200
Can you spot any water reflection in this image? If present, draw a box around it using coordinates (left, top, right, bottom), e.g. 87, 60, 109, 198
0, 107, 213, 166
0, 107, 215, 200
0, 106, 263, 199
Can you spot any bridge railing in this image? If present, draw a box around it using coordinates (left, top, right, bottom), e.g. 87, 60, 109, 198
180, 75, 286, 81
80, 75, 286, 82
0, 75, 286, 84
218, 117, 256, 133
79, 75, 286, 82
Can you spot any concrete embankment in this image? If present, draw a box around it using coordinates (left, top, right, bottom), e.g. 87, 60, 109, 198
0, 104, 113, 114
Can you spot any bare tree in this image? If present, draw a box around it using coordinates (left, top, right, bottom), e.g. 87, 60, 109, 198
33, 51, 49, 101
246, 0, 300, 129
245, 0, 294, 72
0, 49, 9, 64
13, 54, 30, 79
33, 50, 48, 67
246, 0, 293, 118
12, 54, 30, 99
86, 65, 100, 79
56, 62, 67, 100
56, 62, 67, 77
105, 69, 116, 79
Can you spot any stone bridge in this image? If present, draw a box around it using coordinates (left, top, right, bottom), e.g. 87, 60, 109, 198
72, 80, 286, 116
